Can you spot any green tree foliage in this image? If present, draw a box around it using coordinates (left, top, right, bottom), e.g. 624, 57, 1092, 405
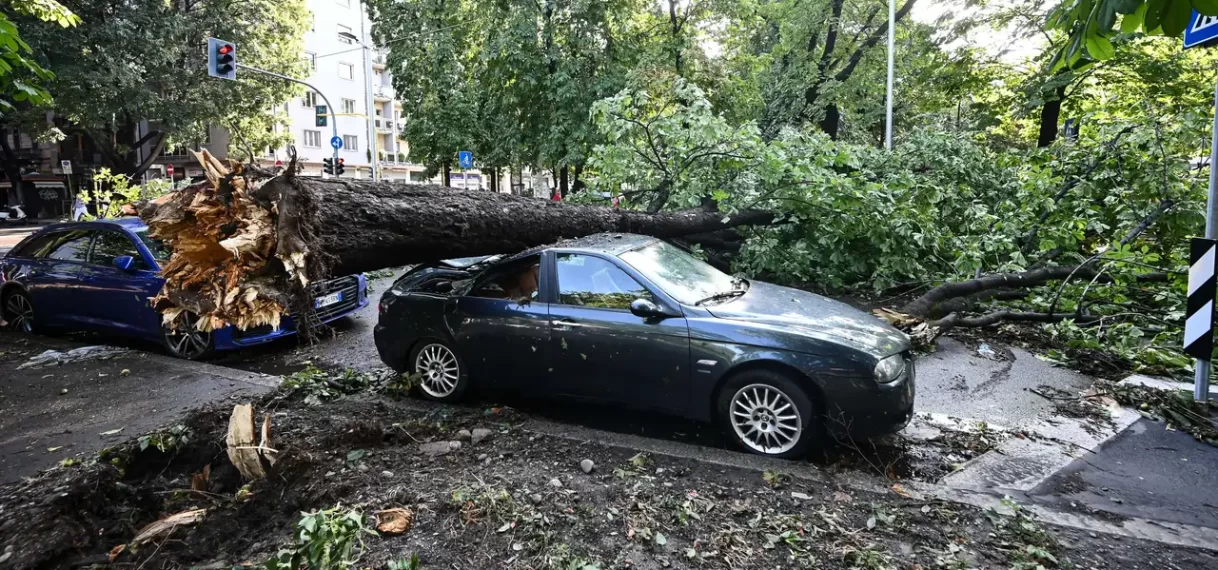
1046, 0, 1218, 66
16, 0, 309, 178
0, 0, 76, 113
368, 0, 648, 189
586, 66, 1208, 372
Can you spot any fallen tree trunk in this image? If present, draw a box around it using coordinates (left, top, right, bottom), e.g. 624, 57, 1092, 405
136, 152, 776, 332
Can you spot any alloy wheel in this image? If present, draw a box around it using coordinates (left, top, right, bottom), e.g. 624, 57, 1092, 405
5, 293, 34, 333
415, 343, 460, 398
165, 312, 212, 359
729, 383, 803, 454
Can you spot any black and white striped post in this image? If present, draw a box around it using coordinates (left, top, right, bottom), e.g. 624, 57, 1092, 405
1185, 239, 1217, 395
1189, 67, 1218, 403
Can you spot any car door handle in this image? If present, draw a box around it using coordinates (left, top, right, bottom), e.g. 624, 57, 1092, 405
552, 318, 583, 331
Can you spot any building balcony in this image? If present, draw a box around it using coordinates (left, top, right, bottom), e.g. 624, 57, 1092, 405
375, 119, 396, 133
372, 49, 387, 70
373, 85, 394, 101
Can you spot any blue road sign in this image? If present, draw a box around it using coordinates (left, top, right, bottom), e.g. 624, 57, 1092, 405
1185, 11, 1218, 49
331, 136, 343, 150
458, 150, 473, 169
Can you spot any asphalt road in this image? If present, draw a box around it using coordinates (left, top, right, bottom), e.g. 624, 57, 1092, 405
1029, 417, 1218, 529
0, 332, 275, 483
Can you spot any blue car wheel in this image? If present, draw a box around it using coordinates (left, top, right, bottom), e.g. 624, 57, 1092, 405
163, 311, 215, 360
2, 289, 35, 333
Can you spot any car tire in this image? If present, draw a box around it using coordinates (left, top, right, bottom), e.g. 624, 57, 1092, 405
716, 369, 821, 459
162, 311, 215, 360
408, 339, 469, 403
2, 289, 36, 333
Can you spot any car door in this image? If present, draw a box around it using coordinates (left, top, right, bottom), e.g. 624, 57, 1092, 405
77, 229, 163, 337
448, 254, 552, 389
21, 229, 93, 328
546, 252, 690, 413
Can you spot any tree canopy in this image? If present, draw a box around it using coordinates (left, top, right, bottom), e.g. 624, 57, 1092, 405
10, 0, 309, 179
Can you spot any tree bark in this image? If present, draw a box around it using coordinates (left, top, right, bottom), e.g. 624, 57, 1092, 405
0, 129, 27, 202
559, 165, 569, 197
442, 163, 452, 187
136, 154, 777, 332
1037, 86, 1066, 148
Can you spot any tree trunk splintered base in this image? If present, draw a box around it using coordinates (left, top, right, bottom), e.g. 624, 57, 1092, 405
136, 151, 774, 333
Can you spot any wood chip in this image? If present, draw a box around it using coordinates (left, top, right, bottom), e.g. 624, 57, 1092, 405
375, 508, 413, 535
131, 509, 206, 546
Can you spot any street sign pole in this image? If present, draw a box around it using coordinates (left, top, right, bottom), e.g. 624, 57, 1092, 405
884, 0, 895, 150
1195, 70, 1218, 402
1182, 13, 1218, 402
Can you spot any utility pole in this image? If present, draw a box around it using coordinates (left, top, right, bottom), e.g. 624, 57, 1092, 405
361, 1, 379, 181
884, 0, 895, 150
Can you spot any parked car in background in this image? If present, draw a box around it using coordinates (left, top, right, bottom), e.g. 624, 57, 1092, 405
374, 233, 914, 458
1, 218, 368, 359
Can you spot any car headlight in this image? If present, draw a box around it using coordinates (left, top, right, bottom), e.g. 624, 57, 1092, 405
874, 354, 905, 384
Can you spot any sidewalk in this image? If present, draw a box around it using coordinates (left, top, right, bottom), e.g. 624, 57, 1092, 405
0, 331, 277, 483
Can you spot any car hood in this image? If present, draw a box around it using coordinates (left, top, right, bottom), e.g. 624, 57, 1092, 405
706, 281, 909, 357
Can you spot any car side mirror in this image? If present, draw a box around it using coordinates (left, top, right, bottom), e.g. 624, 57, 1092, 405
112, 255, 136, 272
434, 280, 453, 293
630, 298, 671, 319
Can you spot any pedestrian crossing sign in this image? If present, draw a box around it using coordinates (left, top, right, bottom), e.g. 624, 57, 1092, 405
1184, 11, 1218, 49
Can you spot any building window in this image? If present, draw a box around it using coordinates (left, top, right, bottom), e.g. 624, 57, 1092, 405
303, 130, 321, 148
302, 91, 318, 108
338, 24, 355, 44
343, 135, 358, 152
304, 51, 316, 70
338, 62, 355, 80
342, 99, 356, 114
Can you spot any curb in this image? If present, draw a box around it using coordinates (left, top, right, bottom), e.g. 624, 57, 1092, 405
522, 414, 1218, 553
134, 351, 282, 389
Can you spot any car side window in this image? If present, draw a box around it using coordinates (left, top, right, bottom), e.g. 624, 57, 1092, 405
90, 231, 147, 270
555, 254, 652, 310
44, 231, 93, 262
11, 231, 63, 258
468, 256, 541, 301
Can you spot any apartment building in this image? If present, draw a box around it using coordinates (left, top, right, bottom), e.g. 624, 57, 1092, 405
254, 0, 486, 187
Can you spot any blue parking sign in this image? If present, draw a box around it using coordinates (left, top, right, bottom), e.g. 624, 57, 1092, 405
458, 150, 473, 169
1185, 11, 1218, 49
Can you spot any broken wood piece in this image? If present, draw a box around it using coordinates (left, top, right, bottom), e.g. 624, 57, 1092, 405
131, 508, 206, 546
226, 404, 270, 480
375, 508, 413, 535
190, 464, 211, 492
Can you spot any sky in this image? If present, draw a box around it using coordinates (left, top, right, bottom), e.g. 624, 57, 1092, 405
912, 0, 1047, 63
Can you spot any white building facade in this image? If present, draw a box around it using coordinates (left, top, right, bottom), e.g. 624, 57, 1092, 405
258, 0, 486, 186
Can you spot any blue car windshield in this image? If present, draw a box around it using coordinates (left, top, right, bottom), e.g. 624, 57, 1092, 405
618, 241, 738, 306
136, 229, 171, 261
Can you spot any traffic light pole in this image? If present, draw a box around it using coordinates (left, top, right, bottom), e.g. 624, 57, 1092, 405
235, 63, 339, 175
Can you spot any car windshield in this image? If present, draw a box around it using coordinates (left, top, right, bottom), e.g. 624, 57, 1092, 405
618, 240, 741, 305
135, 229, 171, 261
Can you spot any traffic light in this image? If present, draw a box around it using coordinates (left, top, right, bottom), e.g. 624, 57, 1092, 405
315, 105, 327, 127
335, 158, 345, 176
323, 157, 334, 175
207, 38, 237, 80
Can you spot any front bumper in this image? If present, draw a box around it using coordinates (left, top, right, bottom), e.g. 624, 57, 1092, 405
213, 274, 369, 350
822, 354, 916, 438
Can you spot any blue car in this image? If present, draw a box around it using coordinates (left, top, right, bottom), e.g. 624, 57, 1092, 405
0, 218, 368, 359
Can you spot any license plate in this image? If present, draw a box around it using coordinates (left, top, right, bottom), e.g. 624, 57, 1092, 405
315, 291, 343, 308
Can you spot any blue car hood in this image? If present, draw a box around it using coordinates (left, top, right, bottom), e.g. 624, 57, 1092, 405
705, 281, 909, 357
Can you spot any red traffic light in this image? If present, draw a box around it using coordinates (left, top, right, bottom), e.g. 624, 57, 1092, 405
337, 158, 345, 165
218, 44, 233, 55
